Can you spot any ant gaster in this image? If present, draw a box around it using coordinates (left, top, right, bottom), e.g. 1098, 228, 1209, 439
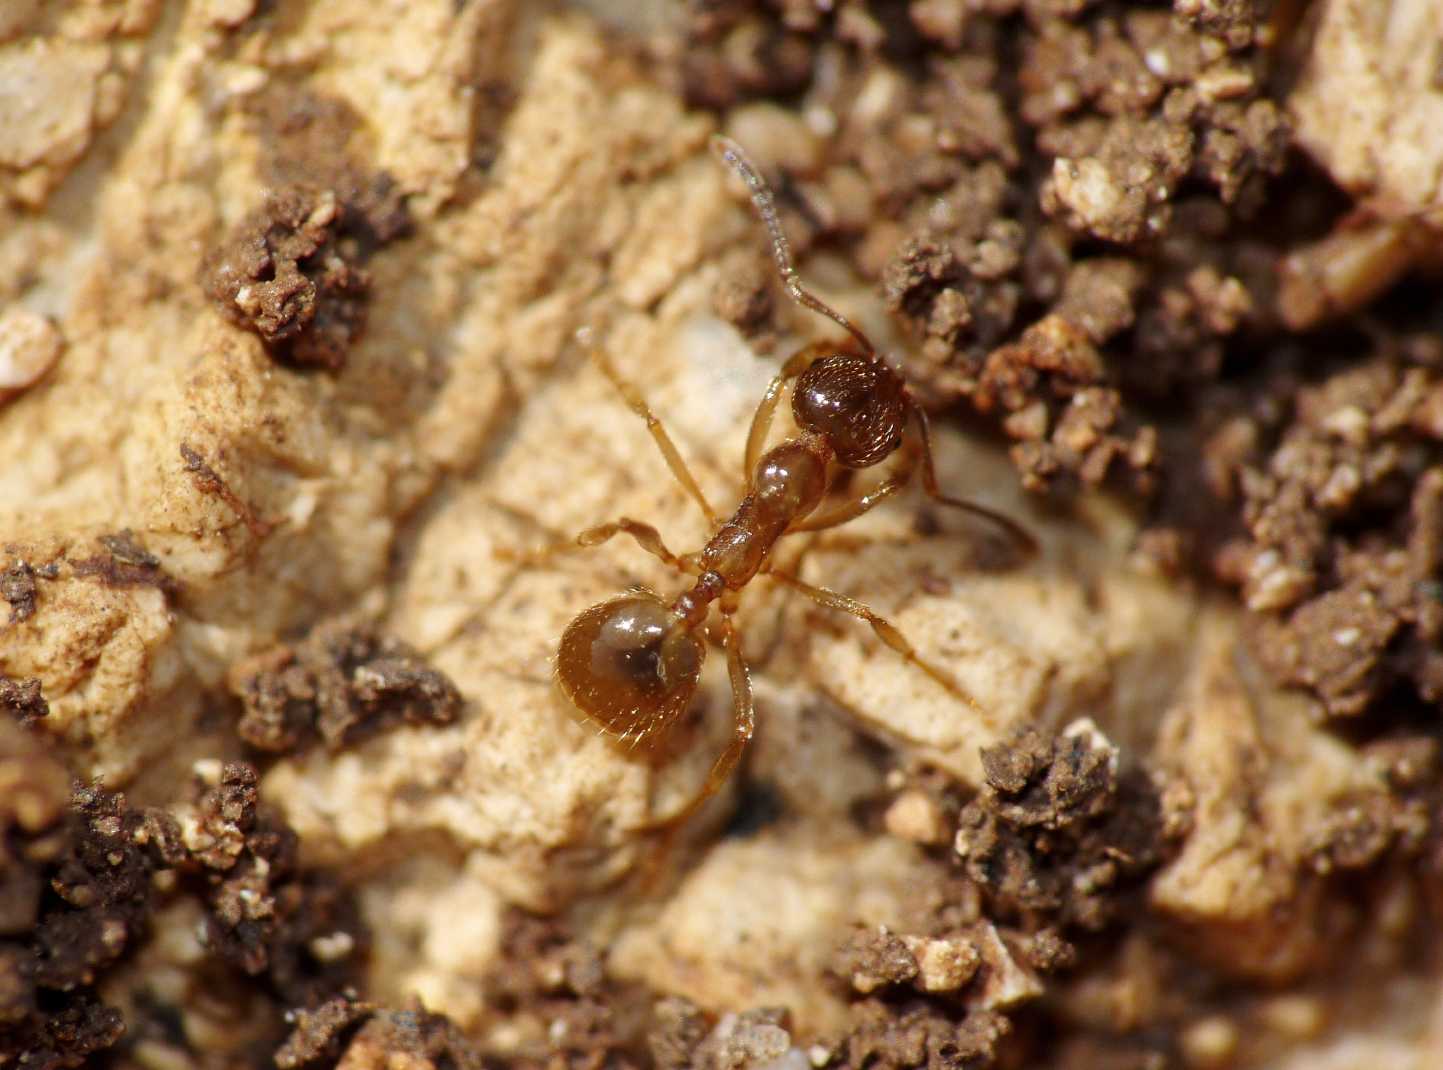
555, 135, 1036, 827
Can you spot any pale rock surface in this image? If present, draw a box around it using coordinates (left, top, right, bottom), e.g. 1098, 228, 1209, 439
0, 308, 61, 396
608, 829, 926, 1035
1149, 607, 1385, 979
0, 0, 1421, 1049
1289, 0, 1443, 213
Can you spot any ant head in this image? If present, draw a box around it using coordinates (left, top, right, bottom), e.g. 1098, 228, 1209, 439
793, 354, 909, 468
556, 592, 705, 742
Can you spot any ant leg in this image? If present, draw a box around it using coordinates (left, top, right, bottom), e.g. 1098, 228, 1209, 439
787, 446, 919, 534
578, 519, 699, 573
764, 569, 991, 722
641, 611, 755, 831
499, 517, 695, 574
583, 333, 719, 528
746, 341, 832, 483
913, 407, 1039, 557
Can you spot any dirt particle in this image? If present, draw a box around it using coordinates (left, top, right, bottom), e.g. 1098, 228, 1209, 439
650, 996, 710, 1070
713, 252, 776, 344
695, 1008, 795, 1070
0, 309, 62, 399
183, 762, 367, 1004
280, 1001, 483, 1070
0, 560, 37, 623
273, 994, 376, 1070
974, 315, 1156, 493
179, 442, 275, 540
0, 758, 156, 1069
839, 1000, 1010, 1070
835, 928, 920, 995
954, 723, 1167, 931
0, 675, 48, 726
904, 935, 982, 994
70, 530, 179, 596
481, 911, 648, 1069
228, 619, 463, 755
202, 93, 409, 376
884, 789, 949, 845
204, 188, 371, 371
1227, 362, 1443, 713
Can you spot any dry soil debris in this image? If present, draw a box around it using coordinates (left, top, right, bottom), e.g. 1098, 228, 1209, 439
0, 748, 369, 1069
480, 910, 648, 1070
0, 674, 47, 726
0, 750, 152, 1069
202, 87, 410, 370
228, 619, 463, 755
203, 181, 407, 371
954, 723, 1167, 932
679, 0, 1286, 498
837, 1000, 1010, 1070
181, 762, 367, 1005
1207, 359, 1443, 714
0, 561, 37, 623
273, 994, 377, 1070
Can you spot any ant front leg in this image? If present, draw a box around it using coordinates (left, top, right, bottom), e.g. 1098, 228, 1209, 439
912, 407, 1039, 557
745, 340, 833, 482
580, 329, 719, 528
786, 444, 920, 534
764, 569, 993, 725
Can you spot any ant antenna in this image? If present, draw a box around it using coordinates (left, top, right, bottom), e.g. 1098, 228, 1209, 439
710, 134, 876, 357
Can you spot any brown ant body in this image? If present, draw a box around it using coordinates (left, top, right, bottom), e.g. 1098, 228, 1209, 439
555, 136, 1034, 826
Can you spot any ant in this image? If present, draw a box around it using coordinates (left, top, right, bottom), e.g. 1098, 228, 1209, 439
554, 135, 1036, 828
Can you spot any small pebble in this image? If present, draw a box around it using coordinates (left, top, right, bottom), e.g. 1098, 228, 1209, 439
0, 309, 62, 397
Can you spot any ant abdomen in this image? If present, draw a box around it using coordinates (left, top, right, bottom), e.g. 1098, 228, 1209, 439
792, 355, 909, 468
556, 592, 706, 744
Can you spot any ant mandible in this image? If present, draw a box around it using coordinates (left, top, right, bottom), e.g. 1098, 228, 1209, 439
555, 135, 1036, 827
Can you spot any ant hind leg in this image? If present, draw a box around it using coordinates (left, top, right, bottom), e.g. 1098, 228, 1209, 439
577, 519, 698, 574
639, 610, 755, 832
764, 568, 992, 724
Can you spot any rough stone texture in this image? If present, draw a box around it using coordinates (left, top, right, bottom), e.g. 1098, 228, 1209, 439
1, 3, 1441, 1067
0, 308, 61, 398
1289, 0, 1443, 213
1148, 610, 1385, 980
610, 830, 930, 1035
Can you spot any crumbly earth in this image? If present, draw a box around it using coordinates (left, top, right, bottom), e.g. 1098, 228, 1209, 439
2, 1, 1443, 1069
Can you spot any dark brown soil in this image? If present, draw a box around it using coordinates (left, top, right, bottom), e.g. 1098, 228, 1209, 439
0, 675, 47, 726
202, 90, 410, 371
956, 727, 1168, 932
0, 748, 366, 1068
228, 619, 464, 755
0, 562, 37, 624
672, 0, 1442, 722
